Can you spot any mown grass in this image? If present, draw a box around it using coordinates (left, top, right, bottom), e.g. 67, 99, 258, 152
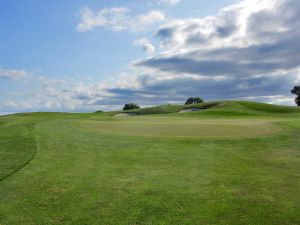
80, 117, 281, 138
0, 119, 36, 181
0, 101, 300, 225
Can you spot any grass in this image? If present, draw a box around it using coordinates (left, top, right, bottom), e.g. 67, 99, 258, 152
0, 101, 300, 225
108, 101, 300, 117
107, 102, 220, 116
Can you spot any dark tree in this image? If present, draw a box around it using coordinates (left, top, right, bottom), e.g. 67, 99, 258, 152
185, 97, 194, 105
291, 86, 300, 106
295, 96, 300, 107
185, 97, 204, 105
291, 86, 300, 95
123, 103, 140, 110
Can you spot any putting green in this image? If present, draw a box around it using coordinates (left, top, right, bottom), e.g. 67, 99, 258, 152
80, 117, 281, 138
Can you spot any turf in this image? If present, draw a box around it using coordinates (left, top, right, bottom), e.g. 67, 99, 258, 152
0, 101, 300, 225
108, 101, 300, 117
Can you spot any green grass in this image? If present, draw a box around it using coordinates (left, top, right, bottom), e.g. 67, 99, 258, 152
107, 102, 220, 116
0, 101, 300, 225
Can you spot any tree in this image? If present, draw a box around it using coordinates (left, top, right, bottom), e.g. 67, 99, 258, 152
291, 86, 300, 106
295, 96, 300, 107
185, 97, 204, 105
123, 103, 140, 110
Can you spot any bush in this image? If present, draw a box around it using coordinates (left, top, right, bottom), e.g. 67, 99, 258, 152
291, 86, 300, 106
295, 96, 300, 106
123, 103, 140, 110
185, 97, 204, 105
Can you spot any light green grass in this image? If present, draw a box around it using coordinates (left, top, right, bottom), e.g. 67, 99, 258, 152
0, 101, 300, 225
81, 117, 281, 137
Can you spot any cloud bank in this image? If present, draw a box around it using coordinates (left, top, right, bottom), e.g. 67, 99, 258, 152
131, 0, 300, 105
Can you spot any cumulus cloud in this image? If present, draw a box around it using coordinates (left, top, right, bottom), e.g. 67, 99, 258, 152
101, 69, 298, 106
133, 38, 155, 55
76, 7, 129, 32
56, 0, 300, 108
0, 73, 142, 113
154, 0, 296, 51
158, 0, 181, 6
0, 67, 32, 79
76, 7, 165, 32
131, 0, 300, 104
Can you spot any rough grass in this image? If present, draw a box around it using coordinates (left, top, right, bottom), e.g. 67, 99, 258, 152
0, 101, 300, 225
107, 101, 300, 117
107, 102, 220, 116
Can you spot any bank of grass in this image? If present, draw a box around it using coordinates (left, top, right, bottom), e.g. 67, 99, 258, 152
107, 101, 300, 117
0, 101, 300, 225
107, 101, 220, 116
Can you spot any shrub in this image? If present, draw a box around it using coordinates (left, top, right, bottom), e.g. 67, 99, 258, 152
185, 97, 204, 105
295, 96, 300, 107
291, 86, 300, 106
123, 103, 140, 110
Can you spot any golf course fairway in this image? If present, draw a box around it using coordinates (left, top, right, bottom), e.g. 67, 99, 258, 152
0, 101, 299, 225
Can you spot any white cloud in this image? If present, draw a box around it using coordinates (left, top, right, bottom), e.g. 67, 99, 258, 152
76, 7, 165, 33
134, 11, 165, 31
128, 0, 300, 106
76, 7, 129, 32
158, 0, 181, 6
133, 38, 155, 55
155, 0, 288, 51
0, 67, 32, 80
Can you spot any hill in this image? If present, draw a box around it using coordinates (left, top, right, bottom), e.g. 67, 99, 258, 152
108, 100, 300, 117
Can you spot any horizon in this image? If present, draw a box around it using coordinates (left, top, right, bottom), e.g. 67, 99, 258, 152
1, 0, 300, 114
0, 99, 299, 116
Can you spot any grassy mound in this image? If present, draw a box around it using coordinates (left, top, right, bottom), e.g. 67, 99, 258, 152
238, 101, 300, 113
190, 101, 300, 117
108, 102, 220, 116
108, 101, 300, 117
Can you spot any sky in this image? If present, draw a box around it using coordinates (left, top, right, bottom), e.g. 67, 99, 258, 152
1, 0, 300, 114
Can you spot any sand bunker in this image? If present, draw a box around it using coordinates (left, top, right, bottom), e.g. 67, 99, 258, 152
178, 108, 201, 113
115, 112, 138, 117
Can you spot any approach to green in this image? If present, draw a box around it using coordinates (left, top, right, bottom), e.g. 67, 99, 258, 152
0, 101, 300, 225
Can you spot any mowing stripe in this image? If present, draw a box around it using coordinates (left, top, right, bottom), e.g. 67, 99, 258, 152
0, 126, 38, 182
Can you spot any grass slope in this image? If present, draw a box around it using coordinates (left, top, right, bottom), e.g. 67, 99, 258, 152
0, 101, 300, 225
107, 102, 219, 116
108, 101, 300, 117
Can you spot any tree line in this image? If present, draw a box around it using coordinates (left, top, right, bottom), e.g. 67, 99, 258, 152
122, 97, 204, 110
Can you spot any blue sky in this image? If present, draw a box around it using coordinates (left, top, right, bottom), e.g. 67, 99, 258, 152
1, 0, 300, 113
0, 0, 234, 78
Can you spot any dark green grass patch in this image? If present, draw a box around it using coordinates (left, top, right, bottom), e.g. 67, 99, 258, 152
0, 118, 36, 181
